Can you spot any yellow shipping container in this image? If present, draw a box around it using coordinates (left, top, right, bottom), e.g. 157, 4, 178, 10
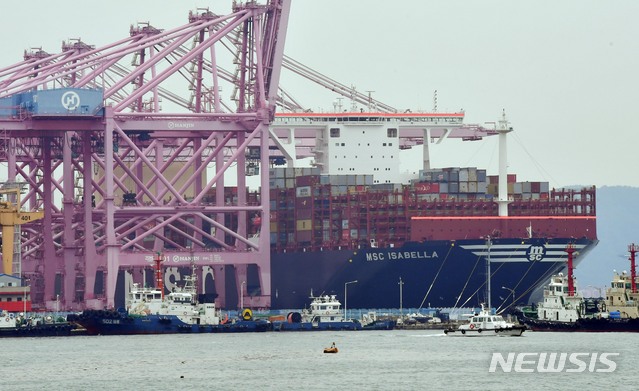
296, 219, 312, 231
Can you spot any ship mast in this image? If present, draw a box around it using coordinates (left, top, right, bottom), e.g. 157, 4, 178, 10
486, 236, 492, 311
497, 110, 513, 217
564, 243, 576, 296
629, 243, 638, 294
154, 253, 164, 300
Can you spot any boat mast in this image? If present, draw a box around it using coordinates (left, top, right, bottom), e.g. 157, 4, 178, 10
486, 236, 492, 311
629, 243, 638, 294
154, 253, 164, 300
564, 243, 576, 296
497, 111, 513, 217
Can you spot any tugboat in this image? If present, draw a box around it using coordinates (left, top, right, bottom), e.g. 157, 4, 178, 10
1, 310, 77, 338
517, 243, 639, 332
68, 254, 271, 335
272, 294, 362, 331
272, 294, 395, 331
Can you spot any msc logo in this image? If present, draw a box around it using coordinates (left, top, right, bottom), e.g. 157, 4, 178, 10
526, 245, 546, 261
61, 91, 81, 110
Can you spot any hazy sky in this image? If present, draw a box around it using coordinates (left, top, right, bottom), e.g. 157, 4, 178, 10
1, 0, 638, 187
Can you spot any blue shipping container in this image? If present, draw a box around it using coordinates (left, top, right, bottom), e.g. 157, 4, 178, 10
22, 87, 104, 116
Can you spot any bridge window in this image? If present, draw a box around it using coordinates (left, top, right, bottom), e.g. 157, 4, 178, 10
330, 128, 340, 138
387, 128, 397, 137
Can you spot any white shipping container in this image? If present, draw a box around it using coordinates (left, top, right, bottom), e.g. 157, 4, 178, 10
541, 182, 550, 193
459, 169, 469, 182
514, 182, 523, 194
468, 181, 478, 193
468, 167, 477, 182
296, 186, 312, 197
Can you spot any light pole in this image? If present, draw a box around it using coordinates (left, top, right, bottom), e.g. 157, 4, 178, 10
344, 280, 358, 320
502, 286, 515, 307
240, 281, 246, 310
398, 277, 404, 319
22, 278, 29, 315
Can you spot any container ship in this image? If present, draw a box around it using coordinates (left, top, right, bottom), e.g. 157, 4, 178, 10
262, 111, 597, 311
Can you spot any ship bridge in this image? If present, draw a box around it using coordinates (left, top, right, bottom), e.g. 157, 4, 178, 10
272, 111, 496, 184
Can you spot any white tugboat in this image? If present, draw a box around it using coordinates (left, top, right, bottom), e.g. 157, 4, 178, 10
444, 304, 526, 336
272, 294, 395, 331
273, 294, 362, 330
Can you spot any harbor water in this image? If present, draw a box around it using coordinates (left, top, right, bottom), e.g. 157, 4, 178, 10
3, 330, 637, 390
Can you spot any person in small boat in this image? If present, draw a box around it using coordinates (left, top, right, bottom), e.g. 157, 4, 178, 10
331, 342, 336, 348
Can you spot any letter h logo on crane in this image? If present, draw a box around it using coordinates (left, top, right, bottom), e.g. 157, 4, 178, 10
61, 91, 81, 110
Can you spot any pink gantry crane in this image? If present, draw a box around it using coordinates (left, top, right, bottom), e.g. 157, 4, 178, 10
0, 1, 291, 311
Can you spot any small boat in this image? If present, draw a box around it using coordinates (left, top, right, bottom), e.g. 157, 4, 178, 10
1, 310, 77, 338
444, 237, 526, 337
444, 304, 526, 337
323, 343, 338, 353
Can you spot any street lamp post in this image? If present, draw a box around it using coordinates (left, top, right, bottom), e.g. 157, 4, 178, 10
502, 286, 515, 307
240, 281, 246, 310
22, 278, 29, 315
398, 277, 404, 319
344, 280, 358, 320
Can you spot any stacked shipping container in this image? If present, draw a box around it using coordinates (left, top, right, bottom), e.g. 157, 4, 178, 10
266, 167, 595, 252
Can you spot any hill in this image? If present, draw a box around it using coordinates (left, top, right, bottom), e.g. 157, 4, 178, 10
576, 186, 639, 293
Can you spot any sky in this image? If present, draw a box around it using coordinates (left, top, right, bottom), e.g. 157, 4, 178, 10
1, 0, 638, 188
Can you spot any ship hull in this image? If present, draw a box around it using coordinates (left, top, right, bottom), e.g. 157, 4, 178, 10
521, 317, 639, 332
271, 237, 597, 310
0, 323, 77, 338
68, 310, 271, 335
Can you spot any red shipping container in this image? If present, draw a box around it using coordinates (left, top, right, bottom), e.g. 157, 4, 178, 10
507, 174, 517, 183
531, 181, 541, 193
295, 175, 317, 187
414, 182, 440, 194
295, 196, 312, 209
296, 230, 312, 242
342, 229, 350, 240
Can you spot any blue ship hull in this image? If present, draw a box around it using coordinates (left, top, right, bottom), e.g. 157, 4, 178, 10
68, 310, 271, 335
272, 321, 360, 331
272, 319, 395, 331
271, 237, 597, 311
518, 316, 639, 332
0, 323, 77, 338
